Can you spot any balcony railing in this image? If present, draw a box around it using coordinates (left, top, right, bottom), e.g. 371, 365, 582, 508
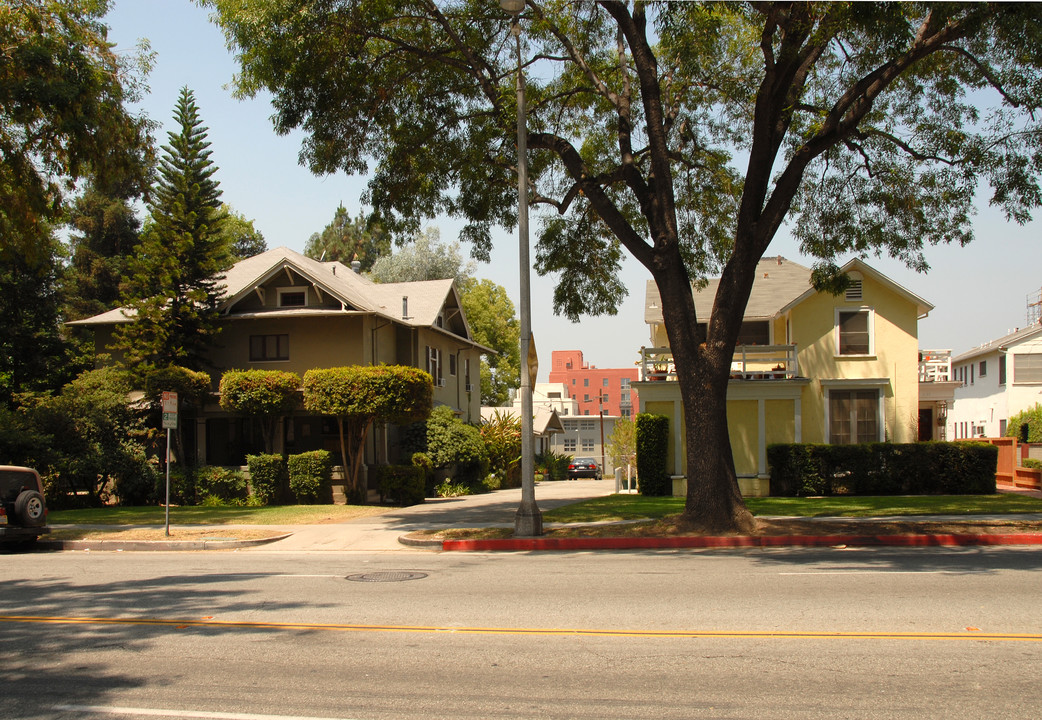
640, 345, 799, 381
919, 349, 952, 382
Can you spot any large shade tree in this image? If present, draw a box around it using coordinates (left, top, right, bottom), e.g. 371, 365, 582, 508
209, 1, 1042, 532
1, 0, 152, 259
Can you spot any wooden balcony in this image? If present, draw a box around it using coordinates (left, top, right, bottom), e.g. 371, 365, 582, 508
640, 345, 800, 382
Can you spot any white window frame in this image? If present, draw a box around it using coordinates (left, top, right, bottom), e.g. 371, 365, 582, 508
835, 307, 875, 357
822, 380, 887, 444
277, 286, 308, 308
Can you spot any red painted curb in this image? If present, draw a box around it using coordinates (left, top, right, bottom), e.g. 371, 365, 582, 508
441, 533, 1042, 552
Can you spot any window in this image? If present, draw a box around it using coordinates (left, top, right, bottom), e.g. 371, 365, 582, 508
581, 438, 595, 452
449, 354, 457, 376
1000, 419, 1008, 436
602, 378, 610, 387
277, 287, 307, 308
564, 420, 577, 432
620, 378, 631, 388
837, 309, 872, 355
464, 358, 471, 387
580, 419, 595, 431
425, 346, 442, 385
583, 378, 590, 387
698, 320, 770, 345
979, 360, 987, 378
584, 394, 590, 402
601, 393, 610, 405
999, 355, 1007, 385
828, 389, 880, 444
621, 408, 631, 418
563, 438, 577, 452
1014, 353, 1042, 383
250, 334, 289, 362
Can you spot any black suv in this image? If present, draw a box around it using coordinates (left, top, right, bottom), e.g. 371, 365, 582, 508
0, 466, 49, 547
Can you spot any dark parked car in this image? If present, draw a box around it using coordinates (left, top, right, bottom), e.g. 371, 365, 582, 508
566, 457, 602, 480
0, 465, 49, 547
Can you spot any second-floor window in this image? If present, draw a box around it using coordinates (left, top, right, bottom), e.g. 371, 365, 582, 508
250, 334, 289, 362
837, 309, 872, 355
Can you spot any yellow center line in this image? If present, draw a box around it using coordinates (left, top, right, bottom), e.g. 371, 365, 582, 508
1, 614, 1041, 642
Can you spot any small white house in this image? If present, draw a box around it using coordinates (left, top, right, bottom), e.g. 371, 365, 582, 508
948, 322, 1042, 439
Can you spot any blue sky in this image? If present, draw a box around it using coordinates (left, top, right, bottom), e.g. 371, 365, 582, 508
105, 0, 1041, 378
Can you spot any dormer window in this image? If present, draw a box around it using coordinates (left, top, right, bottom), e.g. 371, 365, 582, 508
278, 287, 307, 308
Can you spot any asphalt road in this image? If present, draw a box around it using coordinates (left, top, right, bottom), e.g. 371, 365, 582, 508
3, 544, 1041, 719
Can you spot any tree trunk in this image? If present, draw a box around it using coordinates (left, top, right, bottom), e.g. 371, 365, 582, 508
653, 249, 758, 534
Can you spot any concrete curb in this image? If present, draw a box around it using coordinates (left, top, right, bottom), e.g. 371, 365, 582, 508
439, 532, 1042, 552
36, 533, 293, 552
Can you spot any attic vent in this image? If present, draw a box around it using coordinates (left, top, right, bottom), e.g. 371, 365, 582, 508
845, 280, 863, 301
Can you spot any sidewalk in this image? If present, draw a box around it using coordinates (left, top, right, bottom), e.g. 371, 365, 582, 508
37, 480, 1042, 553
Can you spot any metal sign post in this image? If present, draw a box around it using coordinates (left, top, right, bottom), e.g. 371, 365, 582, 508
161, 392, 178, 537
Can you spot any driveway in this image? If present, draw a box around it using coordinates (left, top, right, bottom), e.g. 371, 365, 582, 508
250, 477, 618, 552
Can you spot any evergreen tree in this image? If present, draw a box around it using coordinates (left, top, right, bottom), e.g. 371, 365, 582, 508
65, 181, 144, 322
114, 87, 231, 374
304, 205, 389, 271
0, 239, 76, 404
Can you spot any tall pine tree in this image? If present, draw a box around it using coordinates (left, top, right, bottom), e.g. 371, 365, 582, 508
114, 87, 231, 375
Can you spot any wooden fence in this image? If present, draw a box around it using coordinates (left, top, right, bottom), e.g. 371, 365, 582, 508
964, 437, 1042, 491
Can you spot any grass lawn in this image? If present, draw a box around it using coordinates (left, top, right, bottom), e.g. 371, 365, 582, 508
542, 493, 1042, 524
48, 504, 390, 526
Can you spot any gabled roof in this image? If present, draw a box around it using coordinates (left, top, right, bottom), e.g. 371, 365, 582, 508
776, 257, 933, 318
480, 406, 565, 436
644, 256, 933, 324
952, 321, 1042, 364
68, 246, 489, 349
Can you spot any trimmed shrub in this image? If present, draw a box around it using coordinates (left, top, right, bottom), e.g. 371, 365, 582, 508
246, 453, 286, 505
635, 413, 671, 496
195, 466, 249, 504
287, 450, 333, 503
412, 406, 490, 493
767, 442, 998, 496
373, 464, 426, 506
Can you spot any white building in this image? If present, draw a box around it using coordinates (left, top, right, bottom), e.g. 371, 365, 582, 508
948, 322, 1042, 439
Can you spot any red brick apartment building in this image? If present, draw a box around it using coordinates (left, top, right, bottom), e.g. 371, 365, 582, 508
547, 350, 639, 418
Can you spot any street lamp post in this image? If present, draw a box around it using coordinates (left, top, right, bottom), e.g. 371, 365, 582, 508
502, 0, 542, 536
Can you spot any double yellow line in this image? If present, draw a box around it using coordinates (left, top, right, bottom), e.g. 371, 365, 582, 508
2, 614, 1041, 642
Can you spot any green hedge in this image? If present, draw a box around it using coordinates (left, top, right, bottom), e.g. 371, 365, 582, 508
195, 465, 250, 504
287, 450, 333, 504
373, 465, 426, 506
767, 442, 998, 496
247, 453, 286, 505
635, 413, 671, 496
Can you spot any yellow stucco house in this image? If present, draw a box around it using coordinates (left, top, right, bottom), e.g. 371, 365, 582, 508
636, 256, 932, 496
71, 247, 490, 469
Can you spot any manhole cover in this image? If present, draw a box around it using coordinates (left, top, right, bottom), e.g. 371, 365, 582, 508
345, 571, 428, 583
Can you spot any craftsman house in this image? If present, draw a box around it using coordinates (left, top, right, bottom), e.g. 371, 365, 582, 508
71, 246, 490, 468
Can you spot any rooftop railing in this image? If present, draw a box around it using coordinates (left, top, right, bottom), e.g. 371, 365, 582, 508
919, 349, 952, 382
